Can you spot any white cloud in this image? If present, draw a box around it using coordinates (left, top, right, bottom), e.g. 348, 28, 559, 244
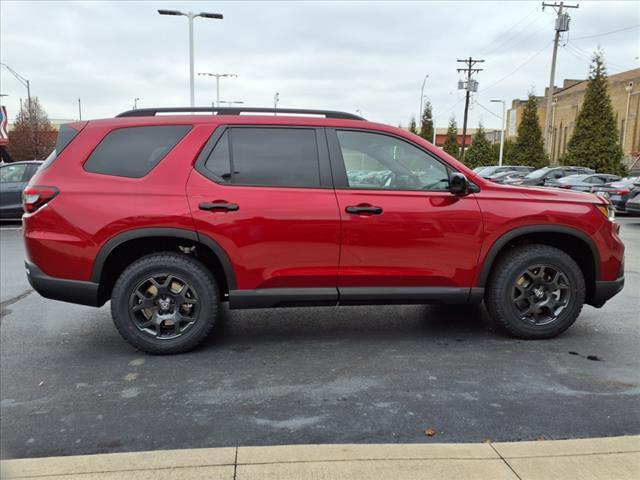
1, 0, 638, 129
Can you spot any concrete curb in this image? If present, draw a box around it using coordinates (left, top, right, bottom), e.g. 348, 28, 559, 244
2, 435, 639, 479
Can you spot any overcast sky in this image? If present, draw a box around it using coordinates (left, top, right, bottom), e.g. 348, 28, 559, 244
1, 1, 638, 129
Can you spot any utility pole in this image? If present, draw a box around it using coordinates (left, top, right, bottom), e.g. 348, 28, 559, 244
78, 98, 82, 120
541, 1, 579, 161
457, 57, 484, 158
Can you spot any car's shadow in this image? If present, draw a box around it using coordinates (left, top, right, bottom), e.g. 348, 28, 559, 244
201, 303, 501, 350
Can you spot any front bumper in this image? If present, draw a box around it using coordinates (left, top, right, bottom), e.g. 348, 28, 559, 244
588, 275, 625, 308
25, 260, 101, 307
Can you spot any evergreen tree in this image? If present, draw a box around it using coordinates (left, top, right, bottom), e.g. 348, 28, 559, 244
418, 101, 435, 143
561, 50, 626, 175
442, 117, 460, 159
464, 123, 496, 169
509, 93, 548, 168
408, 116, 418, 134
7, 97, 56, 161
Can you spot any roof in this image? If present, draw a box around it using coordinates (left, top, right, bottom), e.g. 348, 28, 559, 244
554, 68, 640, 96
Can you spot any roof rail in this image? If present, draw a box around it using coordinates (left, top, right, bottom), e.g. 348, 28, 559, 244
116, 107, 365, 120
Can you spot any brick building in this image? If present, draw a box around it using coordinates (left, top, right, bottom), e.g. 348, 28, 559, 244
506, 68, 640, 164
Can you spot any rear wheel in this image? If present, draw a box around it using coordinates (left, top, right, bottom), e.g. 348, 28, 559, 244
485, 245, 585, 339
111, 253, 219, 354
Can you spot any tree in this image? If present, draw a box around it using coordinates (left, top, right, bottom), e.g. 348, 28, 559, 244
442, 117, 460, 159
464, 123, 496, 169
408, 116, 418, 134
509, 93, 548, 168
7, 97, 57, 161
418, 101, 434, 143
561, 50, 626, 175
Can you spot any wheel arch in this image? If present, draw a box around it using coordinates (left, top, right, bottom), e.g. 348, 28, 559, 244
477, 225, 600, 301
92, 228, 236, 304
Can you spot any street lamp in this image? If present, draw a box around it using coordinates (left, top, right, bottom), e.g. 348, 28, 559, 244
274, 92, 280, 114
622, 81, 634, 153
198, 73, 237, 108
490, 99, 506, 166
0, 63, 31, 115
419, 74, 429, 129
158, 9, 223, 107
133, 97, 140, 109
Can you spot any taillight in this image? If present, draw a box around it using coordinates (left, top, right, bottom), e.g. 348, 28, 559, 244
608, 189, 630, 196
22, 186, 59, 213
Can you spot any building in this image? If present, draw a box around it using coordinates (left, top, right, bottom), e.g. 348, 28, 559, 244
506, 68, 640, 164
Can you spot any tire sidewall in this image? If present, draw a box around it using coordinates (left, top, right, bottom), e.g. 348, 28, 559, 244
112, 255, 218, 354
499, 250, 584, 337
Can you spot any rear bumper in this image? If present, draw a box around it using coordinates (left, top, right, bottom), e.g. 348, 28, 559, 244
588, 275, 625, 308
25, 260, 102, 307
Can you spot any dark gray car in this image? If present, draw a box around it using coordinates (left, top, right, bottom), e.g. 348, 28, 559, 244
0, 161, 42, 220
545, 173, 621, 192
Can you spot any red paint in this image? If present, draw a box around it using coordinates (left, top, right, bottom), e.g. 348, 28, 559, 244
23, 114, 624, 295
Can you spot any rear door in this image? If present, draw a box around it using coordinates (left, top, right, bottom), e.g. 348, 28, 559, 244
327, 128, 483, 303
0, 163, 29, 219
187, 125, 341, 306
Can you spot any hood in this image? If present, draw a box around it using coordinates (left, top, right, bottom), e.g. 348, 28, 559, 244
495, 183, 609, 205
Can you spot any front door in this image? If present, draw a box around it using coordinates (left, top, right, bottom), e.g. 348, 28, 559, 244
187, 125, 341, 307
327, 128, 483, 303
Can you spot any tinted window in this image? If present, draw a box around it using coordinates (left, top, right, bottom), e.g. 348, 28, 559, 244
204, 128, 321, 187
0, 164, 28, 182
84, 125, 191, 178
336, 130, 449, 190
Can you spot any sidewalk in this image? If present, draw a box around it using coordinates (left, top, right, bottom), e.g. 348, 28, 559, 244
2, 435, 638, 479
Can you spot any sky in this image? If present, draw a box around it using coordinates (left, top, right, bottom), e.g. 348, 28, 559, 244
1, 1, 638, 130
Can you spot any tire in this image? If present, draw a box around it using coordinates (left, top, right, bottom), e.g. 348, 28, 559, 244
111, 252, 219, 354
485, 244, 585, 339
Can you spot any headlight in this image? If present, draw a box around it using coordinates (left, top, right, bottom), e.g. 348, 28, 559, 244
595, 204, 615, 222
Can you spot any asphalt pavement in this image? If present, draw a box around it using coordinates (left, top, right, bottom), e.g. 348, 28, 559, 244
1, 218, 639, 460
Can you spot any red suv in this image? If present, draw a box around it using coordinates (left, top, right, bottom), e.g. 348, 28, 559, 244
22, 107, 625, 354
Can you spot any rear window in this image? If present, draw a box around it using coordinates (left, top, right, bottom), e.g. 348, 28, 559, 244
84, 125, 191, 178
203, 127, 321, 187
40, 124, 81, 170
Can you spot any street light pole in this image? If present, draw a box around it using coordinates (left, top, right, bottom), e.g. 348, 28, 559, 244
491, 99, 506, 166
78, 98, 82, 120
622, 81, 634, 153
133, 97, 140, 109
419, 74, 428, 130
198, 73, 237, 107
158, 9, 223, 107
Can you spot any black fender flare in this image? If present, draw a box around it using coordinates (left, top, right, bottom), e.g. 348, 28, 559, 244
91, 227, 237, 289
477, 225, 600, 287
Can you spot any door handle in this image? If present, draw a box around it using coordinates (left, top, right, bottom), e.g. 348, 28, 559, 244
345, 205, 383, 215
199, 201, 239, 211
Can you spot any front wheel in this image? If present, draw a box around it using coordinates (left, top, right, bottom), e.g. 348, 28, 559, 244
485, 245, 585, 339
111, 252, 219, 354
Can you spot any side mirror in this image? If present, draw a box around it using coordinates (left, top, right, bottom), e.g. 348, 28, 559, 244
449, 172, 469, 195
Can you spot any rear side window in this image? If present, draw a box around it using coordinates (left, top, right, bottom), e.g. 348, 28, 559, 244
84, 125, 191, 178
204, 127, 321, 187
40, 124, 81, 170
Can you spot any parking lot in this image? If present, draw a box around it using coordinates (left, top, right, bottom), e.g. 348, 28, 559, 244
1, 218, 639, 460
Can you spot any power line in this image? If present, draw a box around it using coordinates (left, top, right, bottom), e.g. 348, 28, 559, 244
571, 24, 639, 41
481, 9, 545, 57
474, 100, 503, 120
479, 40, 553, 93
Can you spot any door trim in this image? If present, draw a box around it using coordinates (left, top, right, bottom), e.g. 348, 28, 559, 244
228, 286, 480, 309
